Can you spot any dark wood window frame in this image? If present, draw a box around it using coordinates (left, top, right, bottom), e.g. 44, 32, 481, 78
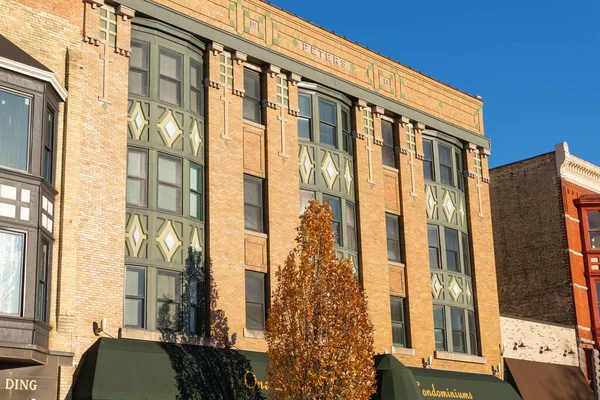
243, 68, 262, 124
245, 270, 266, 331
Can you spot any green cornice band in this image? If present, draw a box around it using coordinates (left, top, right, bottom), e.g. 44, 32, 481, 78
122, 0, 491, 149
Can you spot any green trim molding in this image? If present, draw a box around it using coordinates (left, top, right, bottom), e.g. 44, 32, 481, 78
118, 0, 491, 149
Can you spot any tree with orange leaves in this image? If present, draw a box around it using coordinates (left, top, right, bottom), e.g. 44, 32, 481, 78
265, 200, 376, 400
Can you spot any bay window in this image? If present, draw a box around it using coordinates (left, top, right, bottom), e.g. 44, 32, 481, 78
0, 231, 24, 315
0, 89, 30, 172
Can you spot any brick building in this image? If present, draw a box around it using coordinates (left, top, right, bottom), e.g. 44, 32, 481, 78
491, 143, 600, 397
0, 0, 517, 398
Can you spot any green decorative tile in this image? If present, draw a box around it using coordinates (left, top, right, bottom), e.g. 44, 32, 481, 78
273, 38, 278, 45
368, 79, 372, 85
401, 92, 406, 99
391, 88, 395, 95
237, 0, 242, 5
244, 10, 249, 16
244, 26, 250, 33
379, 83, 384, 89
292, 39, 298, 46
259, 32, 264, 39
277, 33, 281, 39
229, 3, 235, 11
273, 23, 278, 29
265, 11, 270, 18
350, 64, 355, 71
438, 102, 443, 108
258, 16, 265, 23
230, 20, 236, 27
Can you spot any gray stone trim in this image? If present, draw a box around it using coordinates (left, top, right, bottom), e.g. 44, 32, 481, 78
119, 0, 490, 149
434, 350, 486, 364
243, 328, 265, 340
392, 346, 415, 356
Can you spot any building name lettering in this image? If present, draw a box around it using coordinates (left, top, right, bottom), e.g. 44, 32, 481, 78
296, 40, 350, 70
417, 382, 473, 399
4, 378, 37, 391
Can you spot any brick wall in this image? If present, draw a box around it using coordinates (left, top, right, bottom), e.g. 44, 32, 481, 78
1, 0, 503, 396
490, 153, 576, 325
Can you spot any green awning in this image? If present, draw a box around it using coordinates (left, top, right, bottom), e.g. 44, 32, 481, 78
373, 354, 422, 400
410, 366, 522, 400
373, 354, 521, 400
73, 338, 267, 400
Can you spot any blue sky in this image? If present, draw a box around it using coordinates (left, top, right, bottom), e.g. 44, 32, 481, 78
270, 0, 600, 168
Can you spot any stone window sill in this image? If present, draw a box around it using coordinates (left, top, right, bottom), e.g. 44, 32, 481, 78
392, 346, 415, 356
388, 260, 405, 268
434, 350, 486, 364
383, 165, 400, 174
243, 119, 266, 130
243, 328, 265, 339
245, 230, 268, 239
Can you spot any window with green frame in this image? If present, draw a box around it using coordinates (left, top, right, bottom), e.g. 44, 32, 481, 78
433, 305, 479, 355
297, 91, 352, 156
427, 224, 471, 276
422, 137, 464, 191
189, 163, 203, 220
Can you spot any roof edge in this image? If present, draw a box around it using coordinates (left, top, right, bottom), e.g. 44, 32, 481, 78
0, 56, 68, 101
555, 142, 600, 194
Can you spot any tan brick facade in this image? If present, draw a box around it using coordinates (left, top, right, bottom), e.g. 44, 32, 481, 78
0, 0, 502, 397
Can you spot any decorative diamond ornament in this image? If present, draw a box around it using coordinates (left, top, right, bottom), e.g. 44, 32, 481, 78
126, 215, 147, 257
298, 146, 313, 184
128, 102, 148, 140
190, 227, 202, 252
165, 120, 176, 138
448, 277, 463, 301
190, 120, 202, 156
442, 190, 456, 222
458, 198, 466, 227
157, 220, 182, 262
425, 185, 437, 218
164, 232, 175, 251
132, 227, 141, 245
158, 110, 182, 147
344, 159, 353, 195
321, 152, 339, 189
431, 274, 444, 299
465, 283, 472, 303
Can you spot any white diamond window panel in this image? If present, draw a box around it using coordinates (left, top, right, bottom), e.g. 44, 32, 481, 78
190, 120, 202, 157
465, 282, 473, 304
126, 215, 147, 258
448, 276, 463, 301
441, 190, 456, 222
0, 185, 17, 200
431, 273, 444, 299
321, 152, 339, 189
344, 159, 353, 195
425, 185, 437, 219
190, 227, 202, 252
458, 198, 466, 227
158, 110, 182, 148
298, 146, 314, 184
157, 220, 182, 262
20, 189, 30, 204
128, 102, 148, 140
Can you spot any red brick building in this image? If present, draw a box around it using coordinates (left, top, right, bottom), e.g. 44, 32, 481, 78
491, 142, 600, 395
